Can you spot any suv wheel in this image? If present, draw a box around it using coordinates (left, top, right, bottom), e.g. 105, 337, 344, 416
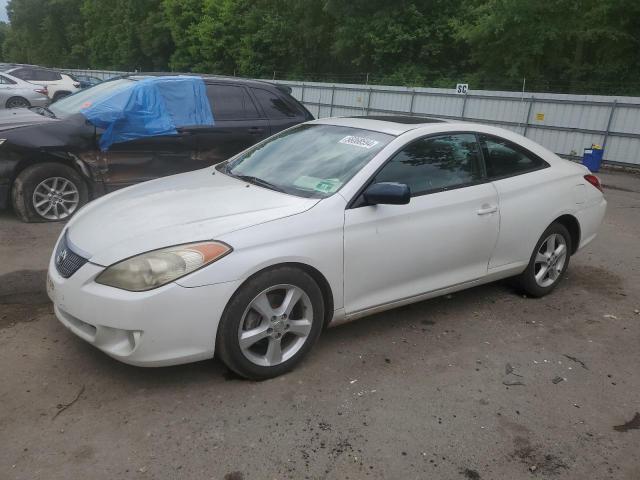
12, 163, 88, 222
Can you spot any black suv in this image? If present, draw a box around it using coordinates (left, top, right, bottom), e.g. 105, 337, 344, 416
0, 74, 313, 222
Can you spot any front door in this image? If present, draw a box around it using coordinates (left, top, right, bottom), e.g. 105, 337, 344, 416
100, 133, 196, 191
343, 133, 500, 315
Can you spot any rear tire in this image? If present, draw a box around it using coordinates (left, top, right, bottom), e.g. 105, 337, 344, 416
11, 163, 88, 223
217, 266, 324, 380
516, 222, 572, 298
5, 96, 30, 109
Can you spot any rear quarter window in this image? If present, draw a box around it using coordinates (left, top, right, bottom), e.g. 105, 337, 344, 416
251, 87, 300, 119
479, 134, 549, 179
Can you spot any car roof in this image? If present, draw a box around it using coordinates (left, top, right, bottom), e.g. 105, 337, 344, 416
312, 115, 452, 136
126, 73, 282, 90
0, 63, 61, 73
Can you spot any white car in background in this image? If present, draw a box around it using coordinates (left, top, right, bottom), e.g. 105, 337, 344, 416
0, 71, 50, 109
47, 116, 606, 379
0, 64, 80, 101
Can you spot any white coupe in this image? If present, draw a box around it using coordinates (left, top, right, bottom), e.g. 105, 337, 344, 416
47, 116, 606, 379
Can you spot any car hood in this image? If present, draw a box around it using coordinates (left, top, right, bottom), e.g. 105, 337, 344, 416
66, 169, 319, 266
0, 108, 58, 131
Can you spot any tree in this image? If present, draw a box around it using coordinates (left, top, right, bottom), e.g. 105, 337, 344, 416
325, 0, 468, 85
3, 0, 86, 67
454, 0, 640, 92
82, 0, 172, 70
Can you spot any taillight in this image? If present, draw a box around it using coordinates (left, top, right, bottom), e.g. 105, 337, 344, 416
584, 174, 603, 192
34, 87, 48, 95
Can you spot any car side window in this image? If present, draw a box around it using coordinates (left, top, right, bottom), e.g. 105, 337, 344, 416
11, 68, 33, 80
206, 84, 260, 120
0, 75, 15, 84
479, 134, 547, 178
373, 133, 483, 197
251, 88, 298, 119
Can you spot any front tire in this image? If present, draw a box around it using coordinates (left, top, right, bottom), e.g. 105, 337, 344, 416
11, 163, 88, 222
217, 266, 324, 380
516, 222, 572, 297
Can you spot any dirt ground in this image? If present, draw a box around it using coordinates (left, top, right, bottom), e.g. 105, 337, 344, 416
1, 170, 639, 480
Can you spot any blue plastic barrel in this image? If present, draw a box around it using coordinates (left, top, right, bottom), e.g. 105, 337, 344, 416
582, 146, 604, 172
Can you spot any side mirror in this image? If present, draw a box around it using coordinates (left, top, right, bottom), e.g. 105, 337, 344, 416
363, 182, 410, 205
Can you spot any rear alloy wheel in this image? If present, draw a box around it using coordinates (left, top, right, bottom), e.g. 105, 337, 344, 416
516, 222, 572, 297
217, 267, 324, 379
12, 163, 88, 222
5, 96, 30, 109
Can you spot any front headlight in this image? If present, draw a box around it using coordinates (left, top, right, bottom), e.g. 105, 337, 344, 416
95, 241, 232, 291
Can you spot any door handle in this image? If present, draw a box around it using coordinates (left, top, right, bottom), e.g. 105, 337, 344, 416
248, 127, 264, 135
477, 204, 498, 215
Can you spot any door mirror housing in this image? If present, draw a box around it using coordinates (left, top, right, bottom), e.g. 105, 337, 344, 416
363, 182, 410, 205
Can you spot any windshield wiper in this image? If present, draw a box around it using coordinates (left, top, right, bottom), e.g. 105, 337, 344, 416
232, 174, 286, 193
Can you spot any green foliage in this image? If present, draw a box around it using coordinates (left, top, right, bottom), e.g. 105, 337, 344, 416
454, 0, 640, 93
1, 0, 639, 94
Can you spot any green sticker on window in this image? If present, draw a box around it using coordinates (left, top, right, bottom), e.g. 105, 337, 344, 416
293, 176, 341, 194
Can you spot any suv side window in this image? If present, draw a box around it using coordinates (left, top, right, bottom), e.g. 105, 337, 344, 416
251, 88, 298, 119
373, 133, 483, 196
206, 84, 260, 120
479, 134, 548, 178
33, 69, 62, 81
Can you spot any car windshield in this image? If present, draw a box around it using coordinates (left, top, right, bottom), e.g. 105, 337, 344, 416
48, 78, 135, 118
221, 124, 394, 198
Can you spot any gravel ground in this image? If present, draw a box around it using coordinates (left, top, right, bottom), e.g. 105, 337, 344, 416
1, 170, 639, 480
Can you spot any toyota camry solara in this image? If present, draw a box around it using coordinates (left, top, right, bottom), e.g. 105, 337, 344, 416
47, 116, 606, 379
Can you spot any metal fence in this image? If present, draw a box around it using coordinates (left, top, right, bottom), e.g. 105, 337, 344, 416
62, 68, 130, 80
272, 80, 640, 167
58, 68, 640, 167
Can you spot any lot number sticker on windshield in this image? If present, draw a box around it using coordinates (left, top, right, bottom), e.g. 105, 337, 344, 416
339, 135, 379, 149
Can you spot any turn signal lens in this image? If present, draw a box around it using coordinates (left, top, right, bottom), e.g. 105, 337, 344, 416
96, 241, 232, 291
584, 174, 603, 192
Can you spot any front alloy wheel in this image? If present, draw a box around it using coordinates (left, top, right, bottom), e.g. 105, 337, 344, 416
11, 162, 88, 223
238, 284, 313, 367
32, 176, 81, 220
217, 267, 324, 379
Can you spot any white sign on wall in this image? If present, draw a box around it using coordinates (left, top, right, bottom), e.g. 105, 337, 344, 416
456, 83, 469, 94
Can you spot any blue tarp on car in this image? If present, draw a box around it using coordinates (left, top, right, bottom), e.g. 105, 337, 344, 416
81, 76, 214, 151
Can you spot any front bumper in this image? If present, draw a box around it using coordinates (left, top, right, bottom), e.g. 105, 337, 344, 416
47, 257, 241, 367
